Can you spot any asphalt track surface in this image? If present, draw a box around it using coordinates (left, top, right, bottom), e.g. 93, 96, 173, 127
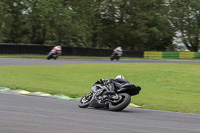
0, 58, 200, 133
0, 58, 200, 65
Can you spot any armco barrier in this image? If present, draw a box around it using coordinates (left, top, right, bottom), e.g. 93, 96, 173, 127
0, 43, 144, 57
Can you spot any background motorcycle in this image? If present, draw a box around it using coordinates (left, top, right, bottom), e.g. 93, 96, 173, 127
78, 79, 141, 111
110, 51, 120, 61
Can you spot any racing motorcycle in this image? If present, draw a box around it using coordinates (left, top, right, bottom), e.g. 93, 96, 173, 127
110, 52, 120, 61
78, 79, 141, 111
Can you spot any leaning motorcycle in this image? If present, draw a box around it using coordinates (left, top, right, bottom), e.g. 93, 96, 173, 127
78, 80, 141, 111
110, 52, 120, 61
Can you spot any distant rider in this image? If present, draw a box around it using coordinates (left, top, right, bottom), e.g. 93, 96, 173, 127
51, 46, 62, 56
113, 47, 123, 57
47, 46, 62, 60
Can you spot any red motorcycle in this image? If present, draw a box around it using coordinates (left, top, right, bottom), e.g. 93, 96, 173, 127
47, 46, 62, 60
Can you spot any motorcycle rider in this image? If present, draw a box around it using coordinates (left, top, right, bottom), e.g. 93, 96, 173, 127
113, 46, 123, 57
79, 75, 141, 110
111, 47, 123, 61
95, 75, 129, 92
51, 46, 62, 56
47, 46, 62, 60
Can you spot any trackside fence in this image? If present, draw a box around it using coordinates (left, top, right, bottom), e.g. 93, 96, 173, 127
0, 43, 144, 57
1, 44, 199, 59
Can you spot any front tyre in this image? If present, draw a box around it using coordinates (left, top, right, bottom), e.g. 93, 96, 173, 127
78, 92, 93, 108
108, 93, 131, 111
110, 56, 114, 61
47, 54, 53, 60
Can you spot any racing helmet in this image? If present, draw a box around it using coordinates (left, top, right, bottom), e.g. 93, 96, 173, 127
115, 75, 125, 79
56, 46, 61, 50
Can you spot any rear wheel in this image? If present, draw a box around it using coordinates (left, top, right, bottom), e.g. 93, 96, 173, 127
54, 55, 58, 60
78, 92, 93, 108
108, 93, 131, 111
117, 56, 120, 61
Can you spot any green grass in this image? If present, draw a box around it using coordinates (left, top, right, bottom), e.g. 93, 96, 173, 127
0, 63, 200, 114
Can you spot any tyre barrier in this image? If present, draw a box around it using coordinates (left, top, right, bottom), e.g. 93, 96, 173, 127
144, 51, 200, 59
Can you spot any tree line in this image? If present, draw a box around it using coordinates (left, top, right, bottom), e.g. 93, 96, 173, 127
0, 0, 199, 51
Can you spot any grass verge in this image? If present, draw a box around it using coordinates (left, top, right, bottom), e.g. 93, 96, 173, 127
0, 63, 200, 114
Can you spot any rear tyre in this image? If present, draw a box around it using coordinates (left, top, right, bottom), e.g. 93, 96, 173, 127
54, 55, 58, 60
108, 93, 131, 111
117, 56, 120, 61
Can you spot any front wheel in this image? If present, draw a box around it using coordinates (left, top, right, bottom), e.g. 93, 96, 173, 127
108, 93, 131, 111
47, 53, 53, 60
78, 92, 93, 108
110, 56, 114, 61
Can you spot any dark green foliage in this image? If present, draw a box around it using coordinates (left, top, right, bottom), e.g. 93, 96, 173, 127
168, 0, 200, 52
0, 0, 199, 51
